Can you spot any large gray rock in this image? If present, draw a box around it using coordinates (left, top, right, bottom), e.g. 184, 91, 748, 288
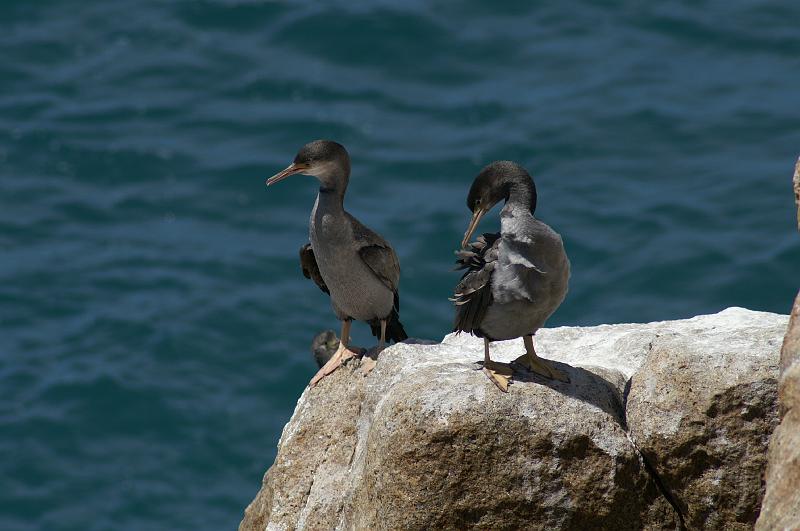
626, 310, 785, 529
241, 308, 787, 531
756, 157, 800, 530
757, 291, 800, 530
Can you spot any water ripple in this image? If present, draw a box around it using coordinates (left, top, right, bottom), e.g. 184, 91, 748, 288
1, 1, 799, 529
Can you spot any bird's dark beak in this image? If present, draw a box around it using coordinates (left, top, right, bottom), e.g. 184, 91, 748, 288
267, 162, 309, 186
461, 208, 487, 248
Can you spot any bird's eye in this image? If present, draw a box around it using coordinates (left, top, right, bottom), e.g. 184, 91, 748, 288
475, 198, 482, 205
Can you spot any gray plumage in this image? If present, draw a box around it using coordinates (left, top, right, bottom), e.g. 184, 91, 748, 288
309, 191, 402, 330
453, 161, 570, 341
274, 140, 406, 343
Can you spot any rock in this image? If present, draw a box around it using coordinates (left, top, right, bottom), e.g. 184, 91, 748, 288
757, 291, 800, 530
241, 344, 671, 530
240, 308, 787, 531
793, 155, 800, 231
626, 309, 785, 529
780, 292, 800, 376
755, 157, 800, 530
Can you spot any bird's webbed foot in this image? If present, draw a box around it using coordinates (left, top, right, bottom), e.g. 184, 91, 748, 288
512, 353, 570, 383
309, 343, 364, 387
481, 360, 513, 392
359, 345, 385, 376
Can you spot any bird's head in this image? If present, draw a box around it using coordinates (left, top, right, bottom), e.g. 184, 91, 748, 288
311, 330, 340, 368
267, 140, 350, 191
461, 161, 537, 248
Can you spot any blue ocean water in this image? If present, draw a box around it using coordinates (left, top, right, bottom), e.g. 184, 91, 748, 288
1, 1, 798, 529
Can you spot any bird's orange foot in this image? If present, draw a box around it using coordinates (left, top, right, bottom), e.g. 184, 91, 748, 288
512, 354, 570, 383
360, 346, 386, 376
309, 344, 364, 387
482, 360, 513, 392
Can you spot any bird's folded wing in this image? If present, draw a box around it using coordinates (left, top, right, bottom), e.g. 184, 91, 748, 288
357, 244, 400, 294
299, 243, 329, 295
349, 214, 401, 294
452, 233, 500, 334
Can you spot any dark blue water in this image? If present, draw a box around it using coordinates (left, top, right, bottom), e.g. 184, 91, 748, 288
2, 1, 798, 529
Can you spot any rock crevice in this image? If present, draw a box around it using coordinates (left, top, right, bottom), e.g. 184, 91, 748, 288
627, 433, 687, 530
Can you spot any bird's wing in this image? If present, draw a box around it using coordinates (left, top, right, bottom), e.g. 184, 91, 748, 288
299, 243, 329, 294
348, 215, 407, 341
348, 214, 401, 294
451, 232, 501, 334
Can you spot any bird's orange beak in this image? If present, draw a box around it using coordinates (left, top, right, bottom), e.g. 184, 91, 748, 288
266, 162, 309, 186
461, 208, 487, 248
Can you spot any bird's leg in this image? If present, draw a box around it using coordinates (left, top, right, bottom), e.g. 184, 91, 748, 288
361, 319, 386, 376
482, 338, 513, 392
309, 320, 362, 387
513, 335, 570, 383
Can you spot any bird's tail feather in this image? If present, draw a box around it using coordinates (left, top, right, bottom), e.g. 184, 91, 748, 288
386, 309, 408, 342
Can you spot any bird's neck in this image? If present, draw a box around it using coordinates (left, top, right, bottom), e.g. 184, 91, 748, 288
314, 167, 349, 211
500, 202, 534, 235
316, 184, 346, 214
315, 167, 349, 207
500, 178, 537, 236
504, 178, 537, 215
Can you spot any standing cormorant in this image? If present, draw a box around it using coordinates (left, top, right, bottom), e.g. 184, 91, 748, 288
452, 161, 570, 392
268, 140, 407, 386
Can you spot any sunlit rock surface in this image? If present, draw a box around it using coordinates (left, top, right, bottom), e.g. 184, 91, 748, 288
757, 291, 800, 531
240, 308, 787, 531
